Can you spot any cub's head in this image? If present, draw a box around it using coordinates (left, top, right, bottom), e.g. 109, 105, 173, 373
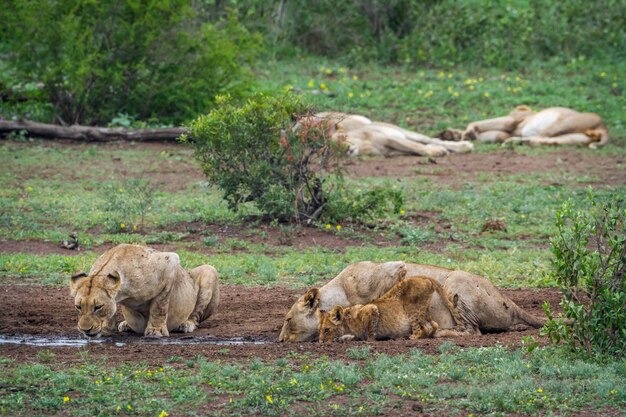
278, 288, 321, 342
317, 305, 346, 343
69, 271, 121, 338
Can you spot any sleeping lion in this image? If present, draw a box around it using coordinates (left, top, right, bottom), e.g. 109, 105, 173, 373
439, 106, 609, 148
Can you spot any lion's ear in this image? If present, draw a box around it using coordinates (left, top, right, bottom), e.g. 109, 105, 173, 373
105, 271, 122, 291
303, 288, 320, 313
515, 105, 532, 112
330, 306, 344, 325
70, 271, 88, 295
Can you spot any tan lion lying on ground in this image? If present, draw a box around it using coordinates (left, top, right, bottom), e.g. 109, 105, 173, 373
299, 112, 473, 157
318, 276, 465, 343
438, 106, 609, 148
279, 261, 546, 343
70, 244, 219, 338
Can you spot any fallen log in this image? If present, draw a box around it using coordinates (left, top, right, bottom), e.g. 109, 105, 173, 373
0, 119, 187, 142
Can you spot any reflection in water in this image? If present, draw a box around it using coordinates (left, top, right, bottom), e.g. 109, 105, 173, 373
0, 334, 266, 348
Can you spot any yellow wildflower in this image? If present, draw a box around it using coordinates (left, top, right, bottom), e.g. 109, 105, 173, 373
320, 82, 328, 90
352, 75, 359, 81
326, 224, 331, 230
447, 86, 453, 93
63, 396, 70, 403
484, 92, 490, 97
266, 395, 273, 404
159, 412, 169, 417
438, 71, 445, 78
325, 68, 332, 74
307, 80, 315, 88
339, 67, 346, 73
600, 71, 606, 77
469, 85, 475, 90
453, 92, 459, 97
610, 389, 616, 395
127, 404, 133, 410
348, 92, 354, 98
120, 223, 125, 229
400, 209, 405, 215
537, 388, 543, 393
336, 225, 342, 232
423, 91, 433, 98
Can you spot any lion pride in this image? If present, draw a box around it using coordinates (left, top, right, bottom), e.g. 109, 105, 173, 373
70, 244, 219, 338
279, 261, 547, 343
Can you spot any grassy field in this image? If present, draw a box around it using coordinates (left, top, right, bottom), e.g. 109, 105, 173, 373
2, 346, 625, 416
1, 57, 625, 416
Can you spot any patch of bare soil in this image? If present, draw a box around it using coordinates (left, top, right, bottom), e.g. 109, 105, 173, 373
0, 284, 563, 366
346, 149, 625, 186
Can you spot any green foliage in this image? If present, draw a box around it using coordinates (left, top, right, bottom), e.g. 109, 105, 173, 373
233, 0, 625, 68
186, 92, 401, 224
324, 186, 403, 224
542, 194, 626, 358
0, 0, 262, 125
185, 92, 330, 222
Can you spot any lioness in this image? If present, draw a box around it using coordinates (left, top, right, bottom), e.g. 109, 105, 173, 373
279, 262, 547, 343
70, 244, 219, 338
439, 106, 609, 148
318, 276, 464, 343
297, 112, 473, 157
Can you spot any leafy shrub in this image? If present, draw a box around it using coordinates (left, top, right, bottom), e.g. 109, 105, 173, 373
542, 194, 625, 358
185, 93, 341, 222
185, 92, 402, 224
324, 186, 403, 224
0, 0, 262, 125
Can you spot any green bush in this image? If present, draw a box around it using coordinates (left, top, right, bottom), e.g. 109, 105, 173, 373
542, 194, 626, 358
185, 92, 402, 223
0, 0, 262, 125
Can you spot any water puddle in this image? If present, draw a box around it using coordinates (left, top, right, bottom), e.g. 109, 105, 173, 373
0, 334, 267, 348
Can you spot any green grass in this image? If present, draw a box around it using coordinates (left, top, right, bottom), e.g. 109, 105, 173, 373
1, 346, 624, 416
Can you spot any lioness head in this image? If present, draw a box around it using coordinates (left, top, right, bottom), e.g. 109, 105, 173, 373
318, 306, 346, 343
70, 271, 121, 338
278, 288, 321, 342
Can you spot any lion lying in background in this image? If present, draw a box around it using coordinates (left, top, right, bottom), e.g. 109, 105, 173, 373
318, 276, 465, 343
439, 106, 609, 148
70, 244, 219, 338
279, 261, 547, 343
299, 112, 474, 157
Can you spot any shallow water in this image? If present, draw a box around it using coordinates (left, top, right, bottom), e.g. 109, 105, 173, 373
0, 334, 267, 348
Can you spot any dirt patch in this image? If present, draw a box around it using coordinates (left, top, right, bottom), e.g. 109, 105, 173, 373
346, 148, 625, 186
0, 284, 563, 366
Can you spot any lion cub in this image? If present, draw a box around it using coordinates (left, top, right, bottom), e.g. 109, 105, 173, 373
318, 276, 458, 343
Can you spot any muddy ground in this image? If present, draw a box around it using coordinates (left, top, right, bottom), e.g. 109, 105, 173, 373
1, 141, 624, 366
0, 284, 564, 366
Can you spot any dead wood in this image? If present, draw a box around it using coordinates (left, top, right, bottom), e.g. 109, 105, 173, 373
0, 119, 187, 142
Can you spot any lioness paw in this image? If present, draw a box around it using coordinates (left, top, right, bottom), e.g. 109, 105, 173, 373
144, 326, 169, 338
176, 320, 197, 333
118, 321, 132, 332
